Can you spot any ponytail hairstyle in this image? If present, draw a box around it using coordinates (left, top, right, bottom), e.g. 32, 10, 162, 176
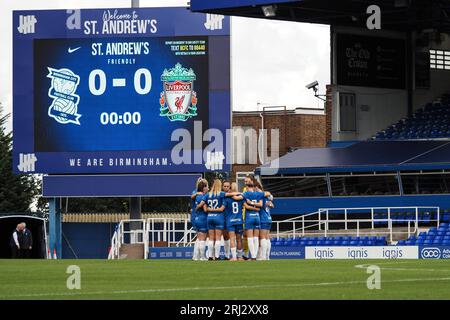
195, 176, 203, 189
254, 178, 264, 191
230, 182, 238, 193
197, 181, 207, 192
209, 179, 223, 197
245, 174, 255, 188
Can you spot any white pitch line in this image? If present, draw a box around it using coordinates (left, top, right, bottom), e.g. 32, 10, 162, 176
355, 264, 450, 273
2, 277, 450, 299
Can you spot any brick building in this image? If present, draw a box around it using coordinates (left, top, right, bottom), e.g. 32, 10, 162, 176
231, 106, 327, 182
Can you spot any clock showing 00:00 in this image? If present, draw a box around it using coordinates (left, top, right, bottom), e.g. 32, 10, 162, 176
99, 112, 142, 125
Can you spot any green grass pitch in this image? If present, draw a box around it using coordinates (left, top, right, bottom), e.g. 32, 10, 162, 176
0, 259, 449, 300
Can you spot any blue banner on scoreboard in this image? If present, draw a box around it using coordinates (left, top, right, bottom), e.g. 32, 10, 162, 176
13, 7, 230, 174
43, 174, 201, 197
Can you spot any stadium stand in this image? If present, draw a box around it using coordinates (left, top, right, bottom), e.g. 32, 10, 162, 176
373, 94, 450, 140
398, 222, 450, 246
271, 236, 387, 247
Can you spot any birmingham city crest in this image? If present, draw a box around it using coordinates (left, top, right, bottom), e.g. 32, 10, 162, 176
47, 67, 81, 125
159, 63, 198, 121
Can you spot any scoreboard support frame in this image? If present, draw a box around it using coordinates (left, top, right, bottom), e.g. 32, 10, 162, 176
43, 173, 202, 257
129, 0, 142, 229
13, 5, 230, 258
48, 198, 62, 259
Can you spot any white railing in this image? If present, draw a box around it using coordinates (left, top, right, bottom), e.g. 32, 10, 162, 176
273, 206, 440, 244
146, 218, 193, 248
175, 226, 197, 247
317, 206, 440, 230
108, 217, 195, 260
108, 219, 147, 260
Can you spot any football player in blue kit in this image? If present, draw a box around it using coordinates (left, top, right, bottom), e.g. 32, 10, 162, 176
222, 181, 232, 260
223, 182, 245, 261
192, 180, 209, 261
242, 176, 264, 260
189, 177, 204, 260
255, 179, 274, 260
196, 180, 234, 260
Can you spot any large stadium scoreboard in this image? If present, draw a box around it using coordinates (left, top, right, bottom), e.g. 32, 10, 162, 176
13, 8, 230, 174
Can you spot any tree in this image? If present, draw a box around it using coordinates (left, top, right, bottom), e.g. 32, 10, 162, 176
62, 197, 129, 213
0, 105, 40, 212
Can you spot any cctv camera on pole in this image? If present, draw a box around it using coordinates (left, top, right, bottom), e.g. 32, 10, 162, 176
306, 81, 326, 101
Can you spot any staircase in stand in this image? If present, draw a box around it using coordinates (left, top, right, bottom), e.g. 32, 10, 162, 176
119, 243, 145, 259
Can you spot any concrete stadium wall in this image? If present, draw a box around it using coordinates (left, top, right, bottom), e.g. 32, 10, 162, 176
414, 34, 450, 110
331, 26, 407, 141
330, 26, 450, 141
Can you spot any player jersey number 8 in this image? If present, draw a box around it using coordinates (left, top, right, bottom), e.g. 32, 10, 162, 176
232, 202, 239, 214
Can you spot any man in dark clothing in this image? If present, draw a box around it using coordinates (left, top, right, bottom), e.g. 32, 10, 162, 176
20, 222, 33, 259
9, 224, 22, 259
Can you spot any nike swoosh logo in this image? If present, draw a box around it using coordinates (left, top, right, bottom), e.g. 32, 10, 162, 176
68, 47, 81, 53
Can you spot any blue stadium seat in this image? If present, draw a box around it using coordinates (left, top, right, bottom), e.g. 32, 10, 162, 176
376, 237, 386, 245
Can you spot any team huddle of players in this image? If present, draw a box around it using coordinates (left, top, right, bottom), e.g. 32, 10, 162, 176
190, 175, 274, 261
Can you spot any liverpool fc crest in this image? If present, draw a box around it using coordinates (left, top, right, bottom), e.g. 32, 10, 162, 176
159, 63, 198, 121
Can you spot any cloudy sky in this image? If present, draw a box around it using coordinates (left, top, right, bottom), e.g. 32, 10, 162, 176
0, 0, 329, 132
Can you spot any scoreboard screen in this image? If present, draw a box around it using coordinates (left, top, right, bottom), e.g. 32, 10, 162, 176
13, 7, 230, 174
